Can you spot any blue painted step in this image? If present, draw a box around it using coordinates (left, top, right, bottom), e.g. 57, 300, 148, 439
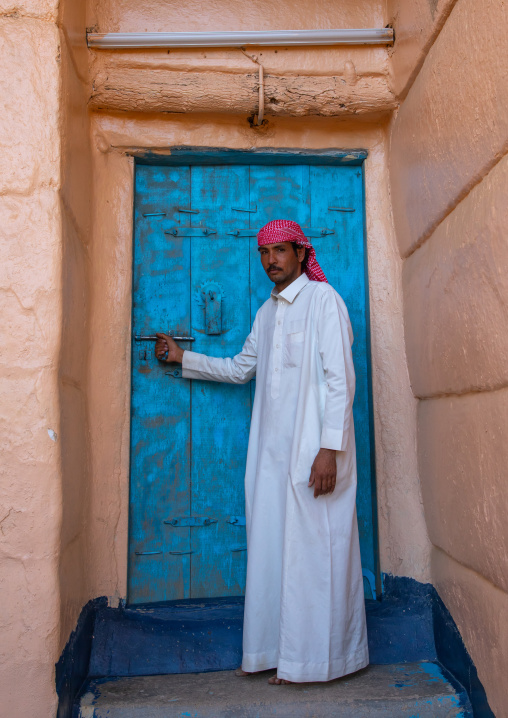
78, 662, 472, 717
89, 596, 436, 678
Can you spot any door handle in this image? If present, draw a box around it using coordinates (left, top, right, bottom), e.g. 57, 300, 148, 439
134, 334, 195, 342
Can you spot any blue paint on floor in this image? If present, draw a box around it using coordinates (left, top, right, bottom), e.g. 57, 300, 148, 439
55, 597, 107, 718
57, 576, 493, 716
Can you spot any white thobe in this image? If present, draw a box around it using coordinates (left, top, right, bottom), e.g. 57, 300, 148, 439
182, 273, 369, 682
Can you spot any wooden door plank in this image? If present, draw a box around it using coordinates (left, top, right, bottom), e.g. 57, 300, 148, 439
129, 165, 192, 603
248, 165, 311, 320
189, 165, 251, 598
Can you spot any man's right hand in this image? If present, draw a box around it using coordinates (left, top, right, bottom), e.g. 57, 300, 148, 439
155, 333, 184, 364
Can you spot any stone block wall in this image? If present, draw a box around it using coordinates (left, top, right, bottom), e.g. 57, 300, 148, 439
389, 0, 508, 713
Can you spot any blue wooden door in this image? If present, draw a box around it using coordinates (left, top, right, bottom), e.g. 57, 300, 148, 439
129, 162, 376, 604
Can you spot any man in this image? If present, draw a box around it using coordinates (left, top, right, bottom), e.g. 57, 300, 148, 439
155, 219, 368, 684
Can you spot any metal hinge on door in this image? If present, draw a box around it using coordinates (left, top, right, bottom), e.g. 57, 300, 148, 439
226, 228, 335, 237
226, 516, 246, 526
164, 228, 216, 237
163, 516, 218, 527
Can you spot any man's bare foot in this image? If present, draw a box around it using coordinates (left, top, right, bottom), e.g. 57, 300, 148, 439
268, 675, 293, 685
235, 667, 277, 678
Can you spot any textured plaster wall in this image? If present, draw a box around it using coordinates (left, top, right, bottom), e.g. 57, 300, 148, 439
86, 0, 388, 82
86, 143, 133, 604
390, 0, 508, 257
58, 0, 94, 657
0, 0, 94, 715
389, 0, 508, 713
86, 112, 430, 607
88, 0, 385, 33
87, 0, 394, 119
0, 5, 62, 718
386, 0, 458, 99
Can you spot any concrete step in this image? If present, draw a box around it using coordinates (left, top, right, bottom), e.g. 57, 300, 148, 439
78, 662, 472, 717
89, 596, 436, 677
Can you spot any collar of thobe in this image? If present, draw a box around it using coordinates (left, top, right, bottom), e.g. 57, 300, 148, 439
270, 273, 310, 304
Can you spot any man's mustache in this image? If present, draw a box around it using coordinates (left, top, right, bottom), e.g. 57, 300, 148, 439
267, 265, 282, 272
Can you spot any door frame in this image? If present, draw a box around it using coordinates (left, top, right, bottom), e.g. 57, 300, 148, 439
128, 146, 380, 601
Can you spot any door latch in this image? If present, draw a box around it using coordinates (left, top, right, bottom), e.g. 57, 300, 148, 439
205, 289, 222, 335
135, 334, 195, 342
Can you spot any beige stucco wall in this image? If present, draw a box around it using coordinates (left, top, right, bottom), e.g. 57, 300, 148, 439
0, 4, 62, 717
389, 0, 508, 713
386, 0, 458, 99
58, 0, 94, 656
87, 0, 389, 87
88, 0, 385, 33
0, 0, 94, 715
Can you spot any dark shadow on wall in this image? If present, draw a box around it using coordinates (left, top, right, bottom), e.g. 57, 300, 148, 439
57, 0, 94, 697
55, 597, 107, 718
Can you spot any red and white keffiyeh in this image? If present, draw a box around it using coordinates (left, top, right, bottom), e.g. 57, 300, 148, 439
257, 219, 328, 283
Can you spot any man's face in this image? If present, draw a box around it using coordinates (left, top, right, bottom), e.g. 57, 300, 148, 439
258, 242, 306, 288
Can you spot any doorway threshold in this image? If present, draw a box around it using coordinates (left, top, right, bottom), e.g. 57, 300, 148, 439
78, 662, 471, 718
89, 594, 435, 679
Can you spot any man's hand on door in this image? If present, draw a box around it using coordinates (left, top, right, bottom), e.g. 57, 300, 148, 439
155, 333, 184, 363
308, 448, 337, 498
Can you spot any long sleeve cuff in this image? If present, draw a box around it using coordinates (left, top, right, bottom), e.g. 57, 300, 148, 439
320, 427, 347, 452
181, 350, 206, 379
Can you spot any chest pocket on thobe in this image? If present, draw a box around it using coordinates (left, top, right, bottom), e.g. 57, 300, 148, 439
284, 319, 306, 368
